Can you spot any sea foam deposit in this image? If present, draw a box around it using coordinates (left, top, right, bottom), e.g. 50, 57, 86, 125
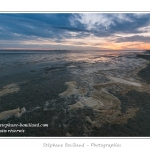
0, 84, 19, 97
59, 81, 86, 98
0, 107, 26, 121
58, 73, 144, 130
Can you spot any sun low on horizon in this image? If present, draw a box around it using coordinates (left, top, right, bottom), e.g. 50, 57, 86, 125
0, 13, 150, 51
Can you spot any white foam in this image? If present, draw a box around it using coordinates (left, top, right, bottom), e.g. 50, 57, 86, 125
69, 88, 120, 111
0, 107, 26, 121
58, 81, 78, 98
0, 84, 20, 97
107, 76, 141, 87
67, 65, 76, 68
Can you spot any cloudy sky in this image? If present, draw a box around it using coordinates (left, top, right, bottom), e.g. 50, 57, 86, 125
0, 13, 150, 50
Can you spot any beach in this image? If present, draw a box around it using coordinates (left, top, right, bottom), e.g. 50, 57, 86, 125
0, 50, 150, 136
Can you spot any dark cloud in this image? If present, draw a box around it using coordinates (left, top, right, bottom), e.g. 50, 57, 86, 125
0, 13, 150, 43
116, 35, 150, 43
52, 26, 88, 32
0, 13, 87, 41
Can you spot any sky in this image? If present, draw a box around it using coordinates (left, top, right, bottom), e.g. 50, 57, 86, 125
0, 13, 150, 50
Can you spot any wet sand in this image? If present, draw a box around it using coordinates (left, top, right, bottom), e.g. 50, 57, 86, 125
137, 54, 150, 84
0, 51, 150, 137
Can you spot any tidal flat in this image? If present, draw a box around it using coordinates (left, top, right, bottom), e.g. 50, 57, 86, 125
0, 50, 150, 136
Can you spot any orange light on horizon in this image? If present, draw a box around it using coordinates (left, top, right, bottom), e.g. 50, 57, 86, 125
1, 37, 150, 51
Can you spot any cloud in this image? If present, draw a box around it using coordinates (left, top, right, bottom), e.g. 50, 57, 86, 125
74, 13, 150, 37
116, 35, 150, 43
0, 14, 89, 39
0, 13, 150, 50
1, 13, 150, 39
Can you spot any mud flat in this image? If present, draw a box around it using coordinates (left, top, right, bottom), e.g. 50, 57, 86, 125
58, 78, 141, 134
57, 54, 150, 136
1, 51, 150, 136
137, 54, 150, 61
137, 54, 150, 84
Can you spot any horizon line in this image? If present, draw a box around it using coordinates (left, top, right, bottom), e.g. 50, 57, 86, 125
0, 49, 148, 51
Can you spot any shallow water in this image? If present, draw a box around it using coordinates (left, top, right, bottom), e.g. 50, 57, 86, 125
0, 50, 149, 136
